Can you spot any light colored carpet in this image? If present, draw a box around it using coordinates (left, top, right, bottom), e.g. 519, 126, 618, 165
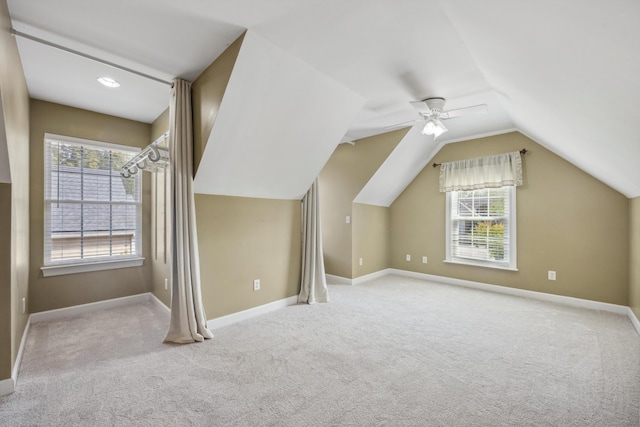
1, 275, 639, 426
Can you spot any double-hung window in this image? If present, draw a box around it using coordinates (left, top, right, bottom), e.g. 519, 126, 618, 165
43, 134, 142, 276
446, 186, 516, 270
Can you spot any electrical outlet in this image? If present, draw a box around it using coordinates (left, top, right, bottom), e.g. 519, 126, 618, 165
164, 278, 168, 290
253, 279, 261, 291
359, 257, 363, 266
406, 254, 411, 261
422, 256, 428, 264
548, 271, 556, 281
346, 216, 351, 224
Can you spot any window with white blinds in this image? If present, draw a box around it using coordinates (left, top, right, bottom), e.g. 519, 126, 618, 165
44, 135, 142, 267
446, 186, 516, 270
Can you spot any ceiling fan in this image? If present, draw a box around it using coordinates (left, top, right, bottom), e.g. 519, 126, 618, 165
393, 97, 488, 140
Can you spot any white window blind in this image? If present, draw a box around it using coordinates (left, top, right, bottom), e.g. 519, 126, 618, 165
44, 135, 141, 266
446, 187, 516, 269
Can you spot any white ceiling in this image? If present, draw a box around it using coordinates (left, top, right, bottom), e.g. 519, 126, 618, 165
193, 31, 364, 200
7, 0, 640, 198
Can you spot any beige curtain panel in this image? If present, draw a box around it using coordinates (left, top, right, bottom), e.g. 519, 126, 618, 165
439, 151, 523, 192
298, 178, 329, 304
164, 79, 213, 344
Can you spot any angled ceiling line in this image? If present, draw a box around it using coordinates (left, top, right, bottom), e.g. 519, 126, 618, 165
11, 28, 174, 86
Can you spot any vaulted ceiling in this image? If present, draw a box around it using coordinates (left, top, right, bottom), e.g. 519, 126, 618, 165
7, 0, 640, 200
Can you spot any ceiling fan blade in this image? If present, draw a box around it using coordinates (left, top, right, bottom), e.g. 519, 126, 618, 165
410, 101, 432, 115
441, 104, 488, 119
383, 118, 422, 129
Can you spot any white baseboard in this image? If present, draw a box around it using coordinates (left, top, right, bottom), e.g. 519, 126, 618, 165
149, 292, 170, 315
389, 269, 630, 316
0, 316, 29, 397
352, 268, 393, 285
12, 316, 30, 385
628, 307, 640, 336
207, 295, 299, 330
0, 378, 14, 396
326, 269, 392, 286
30, 293, 152, 324
325, 274, 352, 285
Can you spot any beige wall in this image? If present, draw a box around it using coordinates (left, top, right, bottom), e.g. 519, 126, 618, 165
630, 197, 640, 319
0, 183, 12, 380
0, 0, 30, 384
390, 131, 629, 305
29, 100, 153, 312
149, 108, 171, 307
192, 33, 244, 174
319, 129, 405, 278
191, 31, 300, 319
352, 203, 390, 277
195, 195, 301, 318
150, 107, 169, 142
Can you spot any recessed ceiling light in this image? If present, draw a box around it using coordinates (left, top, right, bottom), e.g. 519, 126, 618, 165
97, 77, 120, 88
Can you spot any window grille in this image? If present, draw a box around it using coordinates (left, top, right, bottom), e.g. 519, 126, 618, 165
446, 186, 516, 269
44, 134, 141, 265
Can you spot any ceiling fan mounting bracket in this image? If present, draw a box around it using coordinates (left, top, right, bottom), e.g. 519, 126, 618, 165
423, 97, 446, 113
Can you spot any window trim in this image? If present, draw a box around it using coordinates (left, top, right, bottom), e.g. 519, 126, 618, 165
445, 186, 517, 270
43, 133, 143, 272
41, 257, 145, 277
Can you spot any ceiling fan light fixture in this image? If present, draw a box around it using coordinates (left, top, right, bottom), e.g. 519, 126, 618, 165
97, 77, 120, 88
421, 118, 447, 139
433, 120, 447, 139
422, 119, 437, 135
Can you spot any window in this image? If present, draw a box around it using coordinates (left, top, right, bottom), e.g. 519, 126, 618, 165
43, 134, 142, 275
446, 186, 516, 270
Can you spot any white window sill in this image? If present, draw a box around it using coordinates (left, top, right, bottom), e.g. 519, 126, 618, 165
444, 259, 518, 272
41, 257, 145, 277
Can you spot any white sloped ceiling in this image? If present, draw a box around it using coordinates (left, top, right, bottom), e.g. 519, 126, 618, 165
193, 30, 365, 200
440, 0, 640, 198
7, 0, 640, 199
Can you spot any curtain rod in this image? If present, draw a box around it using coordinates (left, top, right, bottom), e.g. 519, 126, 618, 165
432, 148, 528, 168
152, 131, 170, 146
11, 29, 174, 87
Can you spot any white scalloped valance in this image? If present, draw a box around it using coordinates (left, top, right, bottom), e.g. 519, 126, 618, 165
439, 151, 523, 192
